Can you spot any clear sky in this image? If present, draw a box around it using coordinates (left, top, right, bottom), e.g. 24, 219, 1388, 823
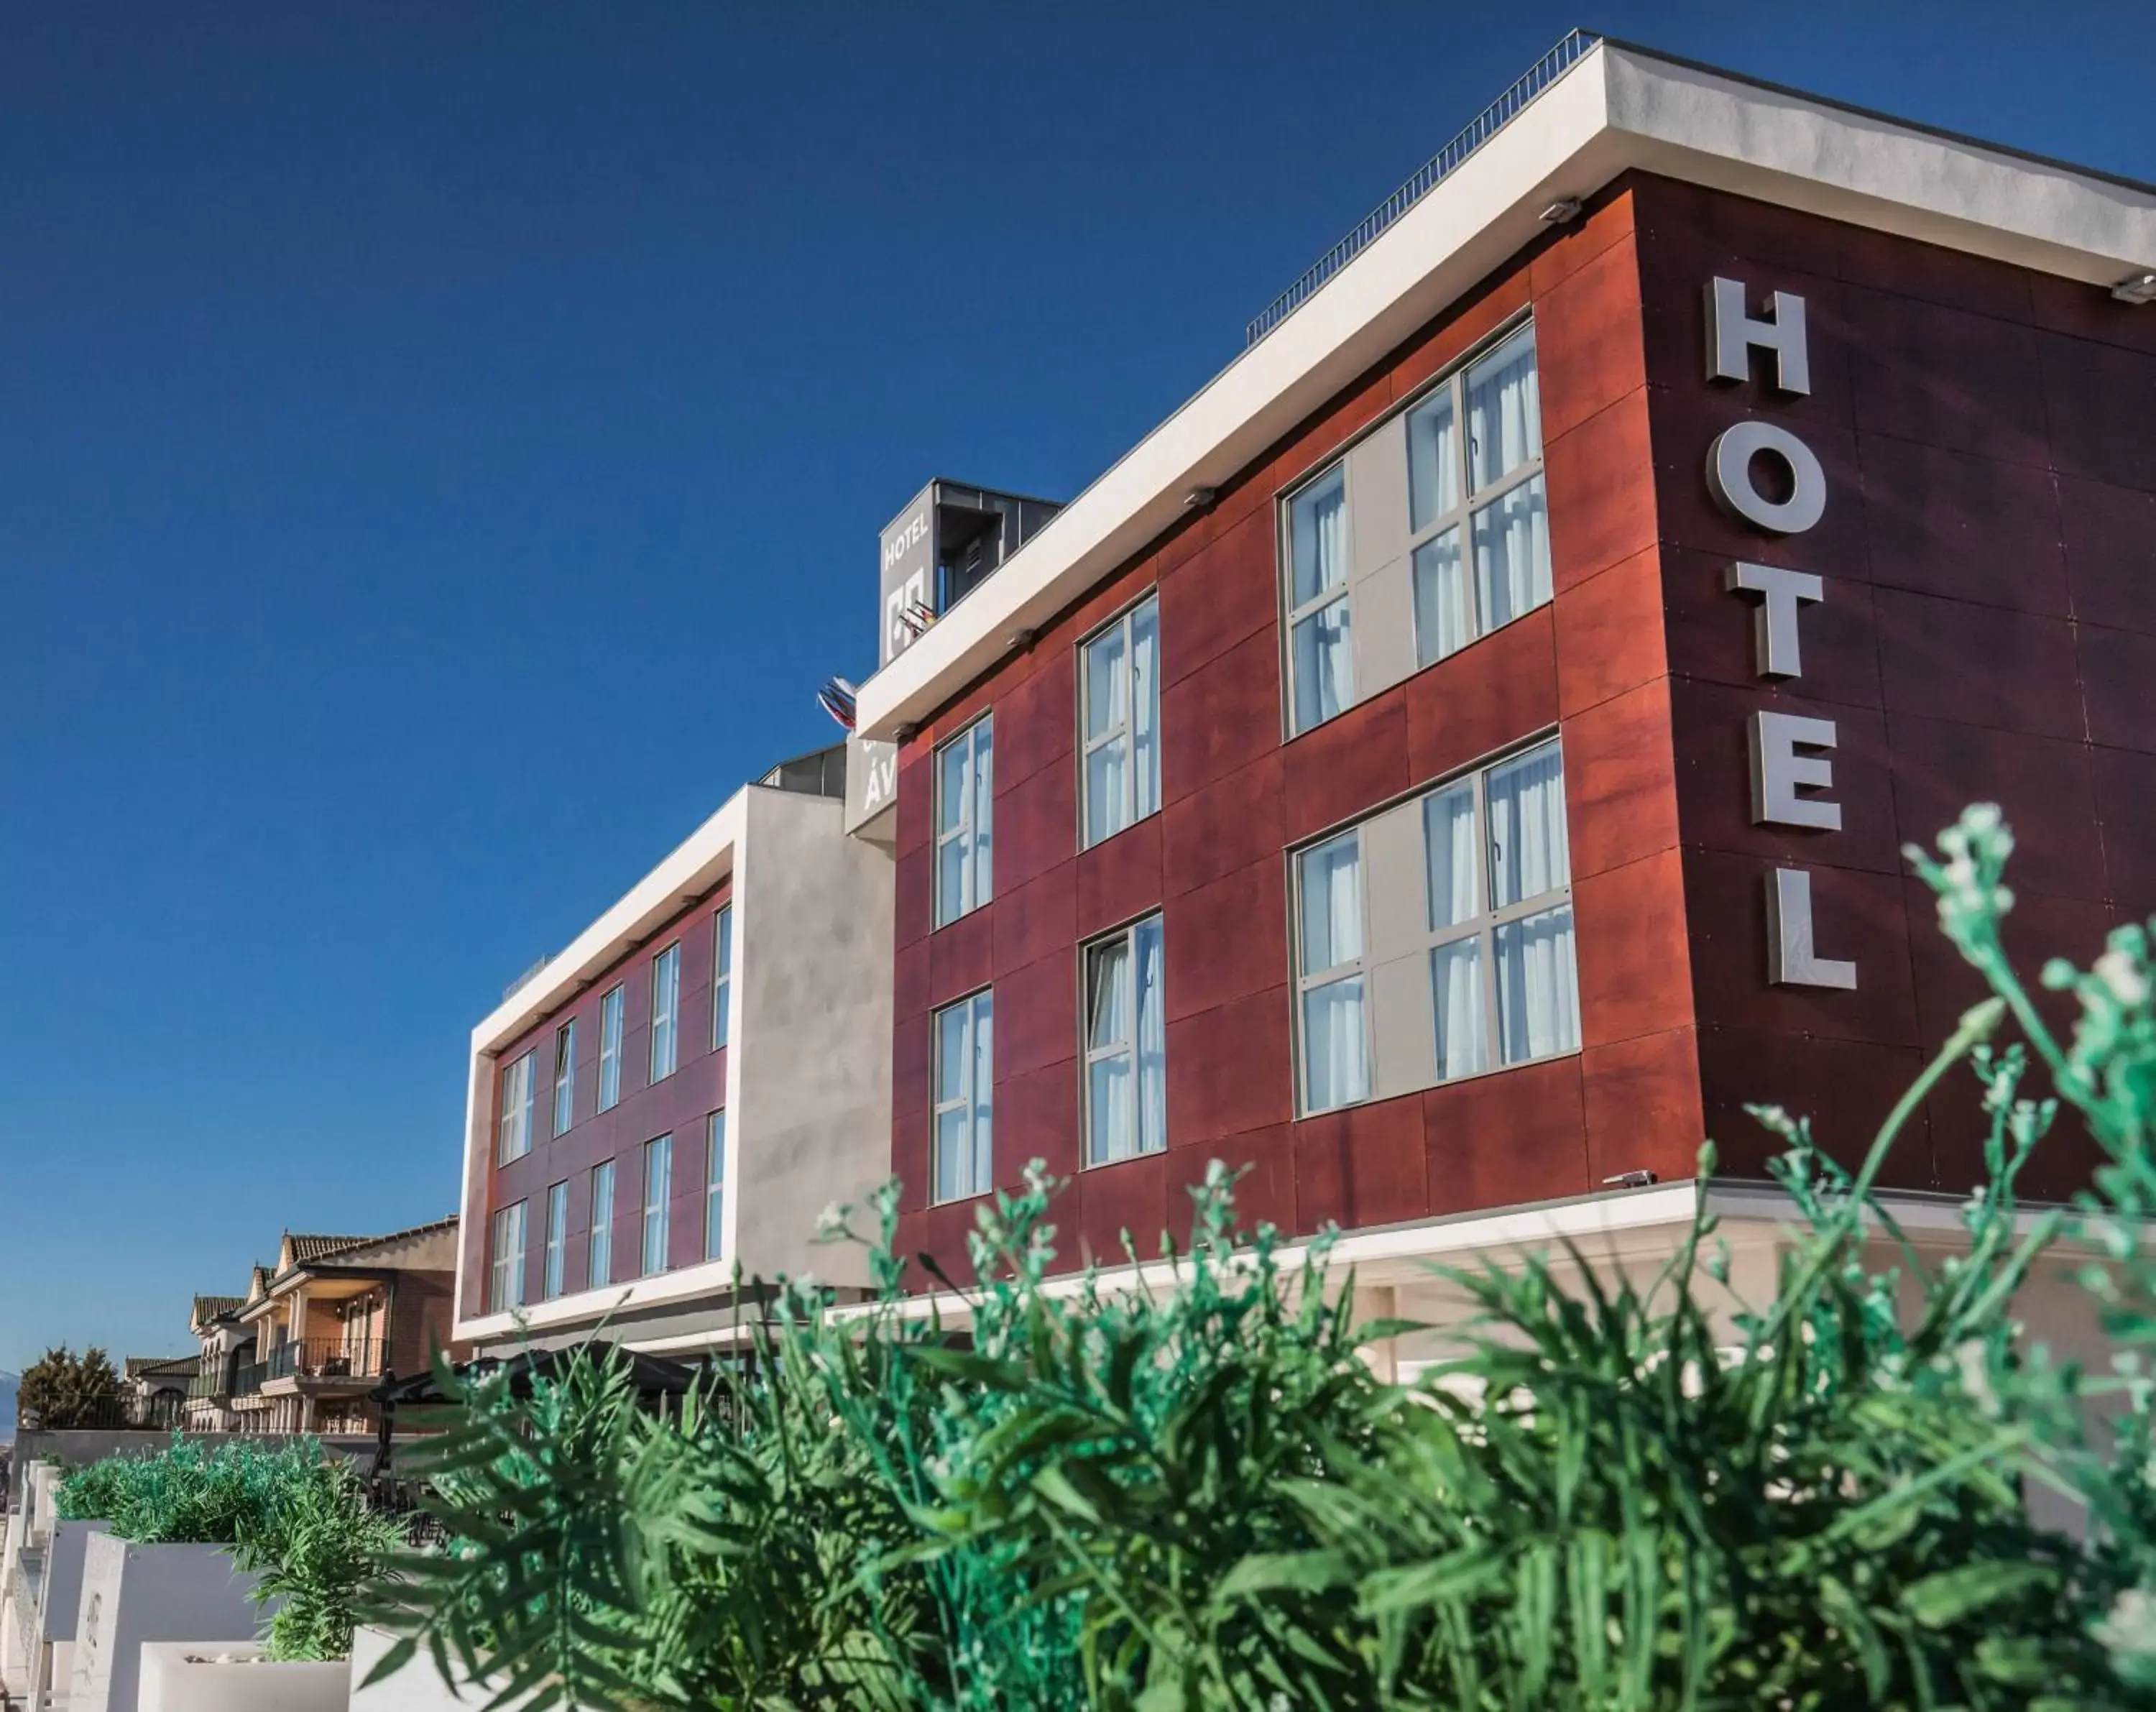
3, 0, 2150, 1371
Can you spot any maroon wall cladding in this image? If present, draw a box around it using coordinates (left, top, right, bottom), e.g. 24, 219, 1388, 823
892, 180, 1709, 1284
475, 880, 732, 1307
1633, 174, 2156, 1200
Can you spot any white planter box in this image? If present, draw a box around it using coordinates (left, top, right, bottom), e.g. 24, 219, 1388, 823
139, 1642, 348, 1712
70, 1537, 264, 1712
40, 1518, 111, 1638
349, 1624, 540, 1711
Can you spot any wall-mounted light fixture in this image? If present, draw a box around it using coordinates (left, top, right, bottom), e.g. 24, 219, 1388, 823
1539, 198, 1583, 225
2113, 270, 2156, 305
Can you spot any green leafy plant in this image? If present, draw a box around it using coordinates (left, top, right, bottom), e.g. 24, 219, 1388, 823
375, 805, 2156, 1709
56, 1435, 328, 1544
233, 1460, 408, 1662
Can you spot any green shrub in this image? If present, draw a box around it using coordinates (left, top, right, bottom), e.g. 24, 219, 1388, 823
372, 806, 2156, 1709
56, 1435, 326, 1545
233, 1461, 407, 1662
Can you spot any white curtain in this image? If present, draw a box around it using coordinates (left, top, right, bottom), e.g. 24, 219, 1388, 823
1422, 783, 1478, 930
1291, 467, 1348, 605
1304, 977, 1369, 1110
972, 722, 993, 906
1293, 602, 1353, 730
1486, 742, 1570, 907
1134, 917, 1166, 1155
1497, 906, 1580, 1064
1088, 937, 1133, 1163
1131, 600, 1159, 823
1407, 390, 1459, 531
1412, 529, 1468, 668
1473, 475, 1551, 630
1466, 327, 1542, 490
1430, 939, 1486, 1080
1299, 834, 1363, 970
1085, 621, 1129, 845
970, 996, 993, 1193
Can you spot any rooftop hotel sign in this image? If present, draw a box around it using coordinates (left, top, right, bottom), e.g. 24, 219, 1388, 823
1704, 277, 1857, 990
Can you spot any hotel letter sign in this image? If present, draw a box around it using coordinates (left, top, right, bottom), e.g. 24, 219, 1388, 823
1706, 277, 1856, 991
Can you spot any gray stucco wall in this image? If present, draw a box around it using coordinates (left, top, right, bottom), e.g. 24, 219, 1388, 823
732, 786, 895, 1288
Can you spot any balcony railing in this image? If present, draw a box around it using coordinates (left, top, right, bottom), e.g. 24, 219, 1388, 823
185, 1371, 226, 1401
231, 1360, 269, 1397
264, 1337, 383, 1384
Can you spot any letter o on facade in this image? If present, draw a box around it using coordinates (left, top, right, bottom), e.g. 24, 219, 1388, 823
1705, 420, 1827, 535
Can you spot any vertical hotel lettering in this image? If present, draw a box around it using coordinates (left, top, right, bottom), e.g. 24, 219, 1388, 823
1703, 277, 1857, 990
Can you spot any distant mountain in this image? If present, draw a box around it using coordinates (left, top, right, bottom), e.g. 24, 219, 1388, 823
0, 1372, 17, 1443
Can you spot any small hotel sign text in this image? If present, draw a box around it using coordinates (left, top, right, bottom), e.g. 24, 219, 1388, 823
1705, 277, 1856, 990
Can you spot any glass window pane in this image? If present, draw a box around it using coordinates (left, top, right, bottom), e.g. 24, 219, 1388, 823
1406, 388, 1460, 530
1088, 1052, 1132, 1164
938, 739, 968, 837
706, 1113, 725, 1262
936, 837, 967, 926
1131, 598, 1159, 822
1430, 938, 1488, 1082
1291, 600, 1353, 732
1487, 742, 1571, 906
1423, 783, 1480, 930
1470, 474, 1551, 632
1466, 326, 1542, 492
1086, 735, 1129, 847
1133, 917, 1166, 1156
1496, 905, 1580, 1065
1289, 466, 1348, 607
970, 994, 993, 1191
1411, 528, 1468, 668
936, 1004, 968, 1103
936, 1108, 970, 1202
1298, 833, 1363, 973
1087, 936, 1131, 1051
972, 723, 993, 905
1302, 976, 1370, 1113
1084, 621, 1126, 743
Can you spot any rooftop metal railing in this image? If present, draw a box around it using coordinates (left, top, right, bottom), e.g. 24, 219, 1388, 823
1244, 28, 1601, 349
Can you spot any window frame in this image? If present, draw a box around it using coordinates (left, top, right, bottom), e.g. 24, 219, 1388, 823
1078, 591, 1161, 851
933, 714, 994, 927
497, 1049, 537, 1165
930, 987, 994, 1205
641, 1134, 673, 1276
1291, 830, 1375, 1115
1081, 912, 1168, 1167
711, 904, 733, 1051
597, 985, 625, 1112
551, 1021, 576, 1137
649, 942, 681, 1083
489, 1200, 528, 1313
704, 1109, 726, 1262
588, 1160, 615, 1289
542, 1180, 568, 1300
1276, 312, 1545, 737
1402, 321, 1549, 672
1287, 732, 1577, 1117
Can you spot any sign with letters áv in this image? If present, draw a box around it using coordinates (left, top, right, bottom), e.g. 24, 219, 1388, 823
1704, 275, 1858, 990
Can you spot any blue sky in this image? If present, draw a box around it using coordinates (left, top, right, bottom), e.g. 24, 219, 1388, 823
3, 1, 2150, 1371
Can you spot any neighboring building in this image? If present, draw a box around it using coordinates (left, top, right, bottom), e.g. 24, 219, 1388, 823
844, 34, 2156, 1361
451, 745, 894, 1358
224, 1220, 459, 1435
182, 1294, 252, 1434
117, 1356, 198, 1430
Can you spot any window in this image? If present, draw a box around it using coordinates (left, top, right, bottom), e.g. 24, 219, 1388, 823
1282, 319, 1551, 735
704, 1110, 726, 1261
1290, 737, 1578, 1115
551, 1021, 576, 1137
589, 1161, 615, 1288
642, 1135, 673, 1276
1080, 595, 1161, 849
1286, 467, 1352, 735
650, 943, 681, 1082
542, 1181, 568, 1300
497, 1050, 536, 1164
1296, 834, 1371, 1113
711, 905, 733, 1051
1406, 323, 1549, 670
931, 990, 992, 1203
598, 985, 625, 1111
934, 715, 993, 926
1083, 915, 1166, 1164
489, 1201, 528, 1312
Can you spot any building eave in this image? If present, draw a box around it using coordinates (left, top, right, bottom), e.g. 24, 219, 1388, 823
852, 37, 2156, 744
